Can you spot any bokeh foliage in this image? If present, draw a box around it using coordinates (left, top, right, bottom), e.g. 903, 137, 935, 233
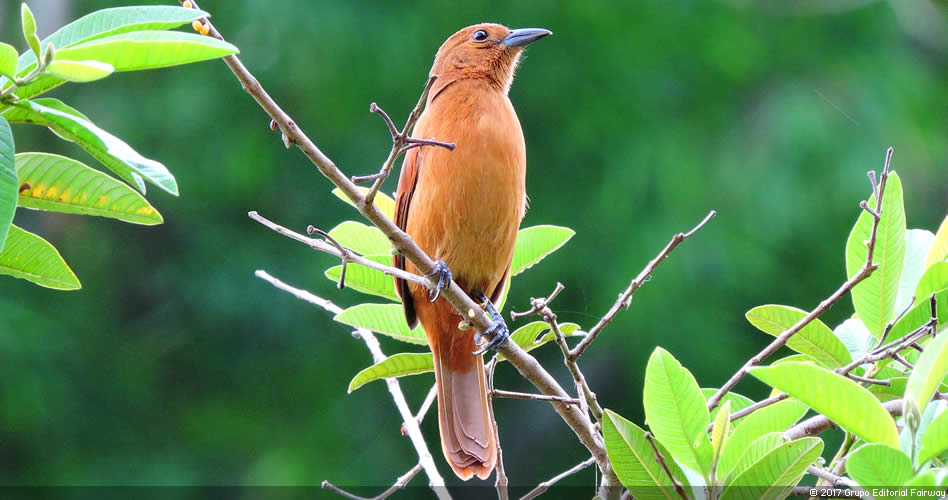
0, 0, 945, 489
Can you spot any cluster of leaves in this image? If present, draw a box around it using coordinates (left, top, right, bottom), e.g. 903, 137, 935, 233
323, 187, 580, 392
0, 4, 237, 289
603, 171, 948, 498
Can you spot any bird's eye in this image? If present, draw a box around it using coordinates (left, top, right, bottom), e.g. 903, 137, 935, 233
472, 30, 488, 41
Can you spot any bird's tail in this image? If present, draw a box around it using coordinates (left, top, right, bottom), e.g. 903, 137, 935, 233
430, 314, 497, 480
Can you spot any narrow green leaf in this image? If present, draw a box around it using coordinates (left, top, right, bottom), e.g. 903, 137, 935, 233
703, 389, 755, 422
717, 399, 809, 479
511, 225, 574, 276
746, 305, 852, 368
721, 437, 823, 500
21, 4, 41, 59
348, 352, 433, 392
845, 443, 913, 489
0, 42, 18, 78
0, 224, 79, 289
16, 6, 210, 74
643, 347, 713, 476
750, 362, 899, 446
905, 332, 948, 424
925, 216, 948, 270
603, 409, 689, 499
333, 303, 427, 345
15, 153, 162, 225
711, 400, 731, 478
834, 317, 876, 363
726, 432, 786, 482
56, 31, 238, 72
914, 262, 948, 304
325, 255, 398, 302
2, 98, 176, 195
327, 221, 392, 255
919, 410, 948, 464
44, 60, 114, 83
846, 172, 907, 338
0, 117, 15, 252
331, 187, 397, 220
897, 229, 936, 310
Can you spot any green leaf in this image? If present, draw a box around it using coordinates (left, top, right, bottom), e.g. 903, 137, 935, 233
845, 443, 913, 489
750, 362, 900, 446
497, 321, 583, 361
897, 229, 936, 310
915, 262, 948, 304
333, 303, 427, 345
0, 42, 18, 78
721, 437, 823, 500
44, 60, 114, 83
347, 352, 433, 392
57, 31, 237, 72
21, 3, 41, 60
919, 409, 948, 464
643, 347, 713, 476
16, 6, 209, 74
327, 221, 392, 255
717, 399, 809, 479
886, 288, 948, 343
2, 98, 177, 195
726, 432, 786, 482
711, 400, 731, 478
331, 187, 397, 220
15, 153, 162, 225
0, 224, 79, 289
746, 305, 852, 368
869, 377, 908, 402
903, 468, 948, 488
603, 409, 689, 499
834, 317, 876, 363
905, 332, 948, 426
846, 171, 907, 338
325, 255, 398, 302
703, 389, 754, 422
511, 225, 574, 276
0, 117, 15, 252
925, 216, 948, 270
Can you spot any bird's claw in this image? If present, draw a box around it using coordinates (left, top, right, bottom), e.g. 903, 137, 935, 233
425, 260, 452, 302
472, 294, 509, 356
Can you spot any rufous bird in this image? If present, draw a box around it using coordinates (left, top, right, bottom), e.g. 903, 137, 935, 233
393, 24, 551, 480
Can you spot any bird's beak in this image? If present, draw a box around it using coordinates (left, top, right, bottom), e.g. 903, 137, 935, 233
502, 28, 552, 48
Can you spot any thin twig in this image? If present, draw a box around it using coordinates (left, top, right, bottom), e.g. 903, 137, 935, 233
707, 149, 894, 411
190, 0, 619, 487
491, 389, 582, 406
510, 282, 565, 321
645, 433, 689, 500
806, 466, 863, 492
874, 296, 916, 350
254, 271, 449, 499
487, 359, 509, 500
847, 374, 890, 386
519, 457, 596, 500
307, 226, 350, 289
322, 463, 423, 500
570, 210, 716, 361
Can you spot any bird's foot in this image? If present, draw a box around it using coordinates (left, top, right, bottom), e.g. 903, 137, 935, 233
472, 293, 510, 355
425, 260, 452, 302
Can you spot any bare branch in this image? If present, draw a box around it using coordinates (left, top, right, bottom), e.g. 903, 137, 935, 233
807, 466, 863, 492
707, 150, 895, 411
492, 389, 582, 406
323, 463, 423, 500
511, 282, 565, 321
487, 359, 509, 500
520, 456, 596, 500
570, 210, 716, 361
785, 399, 903, 440
307, 226, 350, 289
254, 271, 449, 498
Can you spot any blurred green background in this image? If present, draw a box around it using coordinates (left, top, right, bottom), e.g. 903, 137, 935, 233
0, 0, 945, 492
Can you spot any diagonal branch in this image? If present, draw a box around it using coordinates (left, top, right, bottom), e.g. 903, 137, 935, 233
254, 271, 450, 499
520, 456, 597, 500
323, 463, 423, 500
183, 0, 620, 489
706, 148, 894, 411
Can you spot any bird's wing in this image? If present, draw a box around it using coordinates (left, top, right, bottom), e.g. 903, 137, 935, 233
394, 147, 421, 329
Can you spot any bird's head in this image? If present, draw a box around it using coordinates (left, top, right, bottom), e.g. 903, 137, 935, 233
429, 23, 551, 100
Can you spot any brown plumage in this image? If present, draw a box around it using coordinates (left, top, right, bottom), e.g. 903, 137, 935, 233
393, 23, 550, 480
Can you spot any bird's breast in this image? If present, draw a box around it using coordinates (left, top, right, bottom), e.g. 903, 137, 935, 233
407, 87, 527, 293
